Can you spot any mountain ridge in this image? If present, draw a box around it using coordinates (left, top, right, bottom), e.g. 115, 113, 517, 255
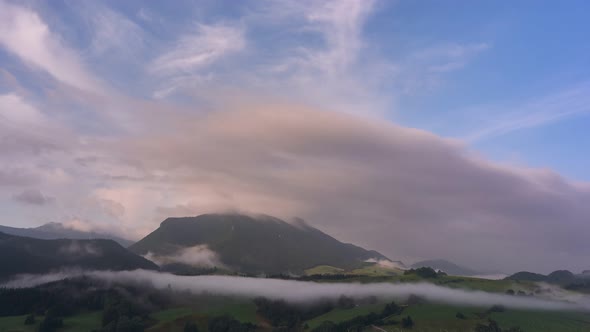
0, 222, 133, 247
0, 232, 158, 281
130, 213, 392, 275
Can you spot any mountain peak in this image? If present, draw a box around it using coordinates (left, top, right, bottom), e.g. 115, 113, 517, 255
133, 213, 390, 274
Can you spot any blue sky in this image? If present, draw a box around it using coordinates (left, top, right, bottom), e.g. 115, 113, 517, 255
3, 0, 589, 179
1, 0, 590, 272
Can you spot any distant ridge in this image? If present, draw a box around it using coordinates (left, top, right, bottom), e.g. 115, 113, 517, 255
130, 213, 391, 274
0, 232, 157, 281
0, 222, 133, 247
411, 259, 479, 276
505, 270, 576, 284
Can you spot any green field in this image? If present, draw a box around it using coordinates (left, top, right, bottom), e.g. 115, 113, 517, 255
370, 303, 590, 332
0, 312, 101, 332
305, 303, 386, 329
0, 315, 37, 332
305, 265, 345, 275
146, 300, 258, 332
305, 263, 403, 277
490, 309, 590, 332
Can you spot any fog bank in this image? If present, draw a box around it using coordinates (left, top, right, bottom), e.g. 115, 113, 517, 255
3, 270, 589, 312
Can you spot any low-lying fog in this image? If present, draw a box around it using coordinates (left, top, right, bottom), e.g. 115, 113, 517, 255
3, 270, 589, 312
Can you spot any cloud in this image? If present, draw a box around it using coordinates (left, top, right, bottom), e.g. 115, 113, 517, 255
302, 0, 376, 73
151, 23, 245, 75
365, 258, 405, 270
12, 189, 54, 206
416, 42, 491, 73
393, 42, 491, 94
466, 82, 590, 141
149, 22, 245, 98
60, 219, 97, 233
98, 104, 590, 273
0, 93, 65, 156
4, 270, 590, 312
0, 1, 103, 93
251, 0, 388, 114
85, 3, 146, 59
145, 245, 224, 268
0, 168, 38, 187
57, 241, 101, 257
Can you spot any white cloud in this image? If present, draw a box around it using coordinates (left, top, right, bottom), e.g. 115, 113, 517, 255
145, 245, 225, 268
151, 23, 245, 75
416, 42, 491, 73
303, 0, 376, 73
242, 0, 388, 115
0, 1, 102, 93
86, 3, 146, 59
0, 93, 47, 126
0, 93, 68, 156
466, 82, 590, 141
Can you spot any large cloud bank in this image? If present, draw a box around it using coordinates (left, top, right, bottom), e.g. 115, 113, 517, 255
103, 106, 590, 273
3, 270, 590, 312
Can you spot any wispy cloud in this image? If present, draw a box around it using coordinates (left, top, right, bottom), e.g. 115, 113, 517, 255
415, 42, 491, 73
151, 23, 245, 75
85, 3, 146, 59
301, 0, 376, 73
393, 42, 491, 94
466, 82, 590, 141
149, 22, 245, 98
0, 1, 103, 94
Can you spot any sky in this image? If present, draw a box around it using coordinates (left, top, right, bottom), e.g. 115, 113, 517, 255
0, 0, 589, 274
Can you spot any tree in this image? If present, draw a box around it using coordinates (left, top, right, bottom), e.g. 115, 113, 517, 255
114, 315, 144, 332
24, 314, 36, 325
184, 321, 200, 332
38, 315, 63, 332
208, 316, 256, 332
487, 305, 505, 313
474, 319, 501, 332
337, 295, 355, 309
312, 321, 337, 332
401, 316, 414, 328
382, 301, 401, 317
404, 267, 438, 278
456, 312, 466, 319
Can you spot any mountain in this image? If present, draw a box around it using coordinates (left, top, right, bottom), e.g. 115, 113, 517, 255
505, 271, 548, 282
0, 222, 133, 247
130, 213, 390, 274
505, 270, 576, 284
411, 259, 479, 276
0, 232, 158, 281
547, 270, 576, 283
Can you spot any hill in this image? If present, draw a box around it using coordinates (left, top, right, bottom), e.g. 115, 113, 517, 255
0, 232, 158, 281
0, 222, 133, 247
411, 259, 479, 276
505, 270, 576, 284
505, 271, 548, 282
130, 213, 391, 274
